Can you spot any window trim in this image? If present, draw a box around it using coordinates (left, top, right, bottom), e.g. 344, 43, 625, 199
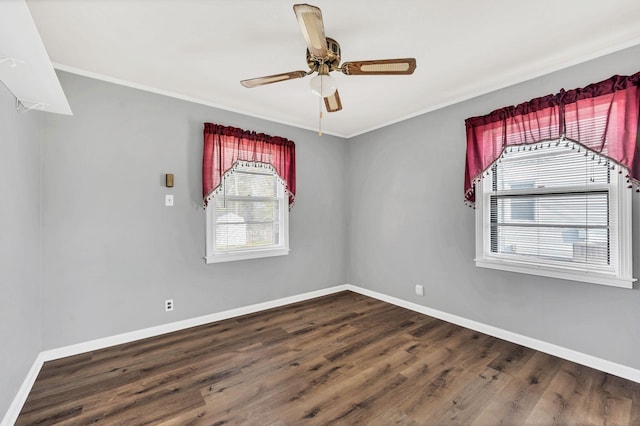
475, 150, 635, 289
204, 164, 290, 264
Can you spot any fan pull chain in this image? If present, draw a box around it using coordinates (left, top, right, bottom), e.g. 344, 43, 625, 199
318, 77, 323, 136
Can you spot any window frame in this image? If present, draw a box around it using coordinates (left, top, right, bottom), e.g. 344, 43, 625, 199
475, 144, 635, 289
205, 163, 290, 264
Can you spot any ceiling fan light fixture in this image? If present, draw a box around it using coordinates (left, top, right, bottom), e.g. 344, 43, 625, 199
240, 4, 416, 115
309, 73, 337, 97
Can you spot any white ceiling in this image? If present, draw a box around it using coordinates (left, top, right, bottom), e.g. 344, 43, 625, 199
26, 0, 640, 138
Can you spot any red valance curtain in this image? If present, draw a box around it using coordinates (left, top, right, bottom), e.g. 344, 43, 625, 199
464, 71, 640, 206
202, 123, 296, 207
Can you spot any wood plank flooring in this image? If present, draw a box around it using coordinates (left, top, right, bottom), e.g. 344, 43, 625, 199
16, 291, 640, 425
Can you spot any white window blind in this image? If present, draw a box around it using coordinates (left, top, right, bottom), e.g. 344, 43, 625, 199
476, 139, 634, 288
205, 162, 289, 263
489, 143, 613, 270
215, 168, 280, 251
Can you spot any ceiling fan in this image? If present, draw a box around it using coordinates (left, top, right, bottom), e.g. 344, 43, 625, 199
240, 3, 417, 113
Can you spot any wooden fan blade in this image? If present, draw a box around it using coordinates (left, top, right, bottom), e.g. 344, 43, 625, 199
240, 71, 307, 88
293, 4, 328, 59
341, 58, 417, 75
324, 89, 342, 112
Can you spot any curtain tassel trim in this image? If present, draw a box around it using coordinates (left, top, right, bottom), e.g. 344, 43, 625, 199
203, 160, 296, 210
464, 140, 640, 206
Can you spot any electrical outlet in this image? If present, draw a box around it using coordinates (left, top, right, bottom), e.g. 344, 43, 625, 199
415, 285, 424, 296
165, 299, 174, 312
165, 194, 174, 206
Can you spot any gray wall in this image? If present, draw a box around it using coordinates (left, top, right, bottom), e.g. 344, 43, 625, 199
40, 72, 348, 349
0, 83, 42, 417
347, 44, 640, 370
4, 43, 640, 419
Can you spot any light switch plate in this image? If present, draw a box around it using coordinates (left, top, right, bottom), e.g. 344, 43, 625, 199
165, 194, 174, 206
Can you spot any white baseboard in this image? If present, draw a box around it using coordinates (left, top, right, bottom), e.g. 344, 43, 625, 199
1, 353, 46, 426
344, 284, 640, 384
42, 284, 350, 361
4, 283, 640, 425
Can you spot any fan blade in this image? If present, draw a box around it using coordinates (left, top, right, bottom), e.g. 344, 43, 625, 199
240, 71, 307, 88
324, 89, 342, 112
293, 4, 328, 59
341, 58, 417, 75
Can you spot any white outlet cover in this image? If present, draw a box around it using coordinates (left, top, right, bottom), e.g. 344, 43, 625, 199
165, 194, 174, 206
415, 285, 424, 296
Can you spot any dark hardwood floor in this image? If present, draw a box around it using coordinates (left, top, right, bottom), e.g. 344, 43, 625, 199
16, 291, 640, 425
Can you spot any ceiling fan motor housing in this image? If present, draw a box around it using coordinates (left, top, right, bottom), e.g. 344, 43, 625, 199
306, 37, 341, 72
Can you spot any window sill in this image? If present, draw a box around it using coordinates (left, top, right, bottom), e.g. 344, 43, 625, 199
205, 247, 290, 264
475, 258, 636, 289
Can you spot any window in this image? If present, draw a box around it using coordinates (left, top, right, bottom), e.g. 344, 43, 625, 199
205, 162, 289, 263
465, 72, 639, 287
475, 141, 634, 288
202, 123, 295, 264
